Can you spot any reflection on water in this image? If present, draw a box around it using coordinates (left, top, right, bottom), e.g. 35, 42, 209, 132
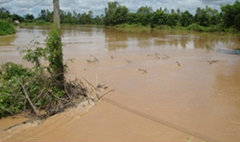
0, 25, 239, 52
0, 35, 15, 46
105, 29, 128, 50
217, 48, 240, 55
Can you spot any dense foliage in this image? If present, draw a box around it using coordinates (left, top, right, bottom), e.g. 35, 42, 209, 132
46, 27, 64, 87
221, 1, 240, 31
0, 20, 15, 36
38, 9, 104, 25
0, 7, 103, 25
0, 1, 240, 31
0, 29, 86, 118
103, 1, 240, 32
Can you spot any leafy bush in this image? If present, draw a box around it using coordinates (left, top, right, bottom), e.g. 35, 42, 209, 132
0, 63, 33, 117
0, 28, 87, 118
0, 20, 16, 36
0, 58, 66, 118
187, 23, 205, 32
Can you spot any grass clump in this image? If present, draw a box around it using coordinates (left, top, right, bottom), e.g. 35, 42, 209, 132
187, 23, 226, 32
0, 20, 16, 36
187, 23, 206, 32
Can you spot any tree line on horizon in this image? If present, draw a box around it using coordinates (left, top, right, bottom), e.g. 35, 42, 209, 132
0, 0, 240, 31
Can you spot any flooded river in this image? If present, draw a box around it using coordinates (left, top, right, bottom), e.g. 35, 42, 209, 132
0, 25, 240, 142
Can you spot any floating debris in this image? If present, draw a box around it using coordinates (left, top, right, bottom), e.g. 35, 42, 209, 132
137, 68, 148, 74
147, 53, 170, 60
87, 55, 99, 63
110, 55, 114, 60
176, 61, 181, 67
162, 55, 170, 60
208, 60, 219, 65
126, 59, 132, 64
97, 84, 108, 91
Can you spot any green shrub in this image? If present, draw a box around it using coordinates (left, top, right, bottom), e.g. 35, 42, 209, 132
0, 60, 66, 118
154, 25, 172, 30
207, 25, 221, 32
187, 23, 204, 32
224, 27, 239, 33
46, 27, 64, 86
0, 63, 33, 117
0, 28, 85, 118
113, 23, 151, 32
0, 20, 16, 36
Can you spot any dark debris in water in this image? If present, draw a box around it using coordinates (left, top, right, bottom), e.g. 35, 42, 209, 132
137, 68, 148, 74
147, 53, 170, 60
208, 60, 219, 65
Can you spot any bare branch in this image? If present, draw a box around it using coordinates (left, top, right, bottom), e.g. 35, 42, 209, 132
19, 82, 39, 116
99, 89, 115, 100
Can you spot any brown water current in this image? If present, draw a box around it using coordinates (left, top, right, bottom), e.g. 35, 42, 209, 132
0, 25, 240, 142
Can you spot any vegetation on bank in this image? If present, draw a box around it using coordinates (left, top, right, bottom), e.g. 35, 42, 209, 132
104, 1, 240, 33
19, 22, 52, 28
1, 1, 240, 33
0, 27, 88, 118
0, 20, 15, 36
112, 24, 151, 32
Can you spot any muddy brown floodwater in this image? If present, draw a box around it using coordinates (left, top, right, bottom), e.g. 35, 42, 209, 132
0, 25, 240, 142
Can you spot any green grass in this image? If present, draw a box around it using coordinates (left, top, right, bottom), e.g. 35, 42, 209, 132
186, 23, 222, 32
0, 20, 16, 36
111, 23, 239, 34
112, 24, 151, 32
19, 21, 52, 28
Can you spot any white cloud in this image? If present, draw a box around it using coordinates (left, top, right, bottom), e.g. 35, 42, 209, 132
0, 0, 237, 16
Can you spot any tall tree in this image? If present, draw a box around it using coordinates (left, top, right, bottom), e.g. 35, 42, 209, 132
136, 6, 153, 25
180, 11, 193, 26
24, 14, 34, 22
104, 1, 119, 26
221, 1, 240, 30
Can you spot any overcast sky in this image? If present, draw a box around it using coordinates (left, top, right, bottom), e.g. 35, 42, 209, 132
0, 0, 237, 17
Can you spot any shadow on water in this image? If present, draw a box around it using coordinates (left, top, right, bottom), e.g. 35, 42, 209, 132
217, 48, 240, 55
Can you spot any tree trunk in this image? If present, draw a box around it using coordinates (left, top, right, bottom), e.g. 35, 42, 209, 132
53, 0, 60, 29
52, 0, 64, 88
